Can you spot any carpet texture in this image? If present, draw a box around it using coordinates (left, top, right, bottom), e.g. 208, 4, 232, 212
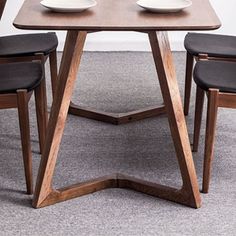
0, 52, 235, 236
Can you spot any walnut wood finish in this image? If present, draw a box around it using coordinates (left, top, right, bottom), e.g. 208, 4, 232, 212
35, 76, 48, 154
31, 31, 201, 209
17, 90, 33, 194
148, 31, 201, 207
193, 87, 236, 193
33, 31, 88, 208
13, 0, 220, 125
14, 0, 221, 208
38, 173, 196, 208
184, 56, 236, 116
0, 54, 50, 153
0, 0, 58, 102
202, 89, 218, 193
193, 86, 205, 152
0, 78, 47, 194
0, 53, 57, 101
14, 0, 220, 31
184, 52, 194, 116
49, 50, 58, 98
69, 103, 165, 125
217, 92, 236, 108
0, 6, 48, 190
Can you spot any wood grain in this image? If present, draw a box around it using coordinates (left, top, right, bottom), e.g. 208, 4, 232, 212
35, 77, 48, 154
12, 0, 222, 209
69, 103, 165, 125
148, 31, 201, 208
14, 0, 220, 31
184, 52, 194, 116
218, 92, 236, 108
37, 173, 198, 208
203, 89, 218, 193
193, 86, 205, 152
49, 50, 58, 98
17, 90, 33, 194
33, 31, 87, 208
32, 31, 202, 209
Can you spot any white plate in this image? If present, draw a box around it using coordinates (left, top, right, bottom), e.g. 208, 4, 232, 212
136, 0, 192, 13
40, 0, 97, 13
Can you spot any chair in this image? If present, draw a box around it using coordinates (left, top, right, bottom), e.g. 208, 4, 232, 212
183, 33, 236, 116
192, 59, 236, 193
0, 60, 47, 194
0, 0, 58, 98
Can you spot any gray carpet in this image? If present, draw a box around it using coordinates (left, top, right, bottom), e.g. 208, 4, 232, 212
0, 52, 235, 236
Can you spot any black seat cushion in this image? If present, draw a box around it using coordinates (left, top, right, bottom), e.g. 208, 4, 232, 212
0, 62, 43, 94
184, 33, 236, 58
0, 32, 58, 57
194, 61, 236, 93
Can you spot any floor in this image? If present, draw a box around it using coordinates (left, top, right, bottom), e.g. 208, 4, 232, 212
0, 52, 235, 236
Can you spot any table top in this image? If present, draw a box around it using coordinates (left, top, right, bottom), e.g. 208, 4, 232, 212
14, 0, 221, 31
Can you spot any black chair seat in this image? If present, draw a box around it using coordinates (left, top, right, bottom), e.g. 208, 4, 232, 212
0, 33, 58, 57
0, 62, 43, 94
184, 33, 236, 58
194, 61, 236, 93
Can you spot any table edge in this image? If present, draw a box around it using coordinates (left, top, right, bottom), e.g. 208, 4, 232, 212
13, 23, 221, 31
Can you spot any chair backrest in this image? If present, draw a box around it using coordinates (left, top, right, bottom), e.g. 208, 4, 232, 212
0, 0, 7, 20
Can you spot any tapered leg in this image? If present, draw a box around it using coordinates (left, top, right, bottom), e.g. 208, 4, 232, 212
33, 31, 87, 208
148, 31, 201, 208
193, 86, 205, 152
49, 49, 58, 98
32, 30, 201, 209
184, 52, 194, 116
202, 89, 218, 193
17, 89, 33, 194
35, 77, 48, 154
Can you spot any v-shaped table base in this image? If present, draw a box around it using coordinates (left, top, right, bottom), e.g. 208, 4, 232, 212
69, 103, 166, 125
32, 30, 201, 209
37, 173, 198, 208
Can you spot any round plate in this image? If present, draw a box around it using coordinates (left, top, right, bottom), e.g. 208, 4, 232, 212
40, 0, 97, 13
136, 0, 192, 13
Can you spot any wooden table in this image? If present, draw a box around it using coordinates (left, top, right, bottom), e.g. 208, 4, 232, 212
14, 0, 220, 208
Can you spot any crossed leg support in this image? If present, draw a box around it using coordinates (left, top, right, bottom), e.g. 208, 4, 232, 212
33, 30, 201, 209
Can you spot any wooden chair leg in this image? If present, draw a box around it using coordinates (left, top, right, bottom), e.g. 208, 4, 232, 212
49, 49, 58, 98
202, 89, 219, 193
193, 86, 205, 152
35, 78, 48, 154
17, 89, 33, 194
184, 52, 194, 116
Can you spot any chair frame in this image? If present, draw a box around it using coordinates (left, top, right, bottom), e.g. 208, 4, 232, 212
0, 55, 48, 194
184, 52, 236, 116
193, 57, 236, 193
0, 0, 54, 193
0, 49, 58, 98
0, 0, 57, 98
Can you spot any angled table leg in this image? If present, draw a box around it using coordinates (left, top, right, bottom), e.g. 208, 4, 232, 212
33, 30, 201, 209
67, 33, 166, 125
148, 31, 201, 208
33, 30, 88, 208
